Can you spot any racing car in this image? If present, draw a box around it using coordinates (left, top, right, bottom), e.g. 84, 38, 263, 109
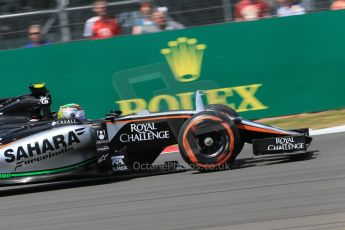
0, 83, 313, 185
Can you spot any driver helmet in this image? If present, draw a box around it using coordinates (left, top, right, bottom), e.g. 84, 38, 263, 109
57, 103, 86, 120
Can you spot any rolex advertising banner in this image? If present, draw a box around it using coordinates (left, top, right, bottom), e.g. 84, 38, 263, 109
1, 10, 345, 119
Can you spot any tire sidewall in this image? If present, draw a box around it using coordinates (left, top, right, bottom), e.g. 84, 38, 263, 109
178, 111, 240, 170
206, 104, 240, 117
206, 104, 245, 158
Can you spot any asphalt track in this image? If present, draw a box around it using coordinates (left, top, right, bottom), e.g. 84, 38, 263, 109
1, 133, 345, 230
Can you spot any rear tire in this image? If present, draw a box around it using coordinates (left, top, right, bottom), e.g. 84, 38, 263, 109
178, 111, 241, 171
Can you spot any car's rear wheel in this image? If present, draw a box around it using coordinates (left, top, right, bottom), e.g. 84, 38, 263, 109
178, 111, 241, 171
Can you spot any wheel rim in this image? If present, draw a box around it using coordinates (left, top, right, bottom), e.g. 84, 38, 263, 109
181, 114, 236, 168
188, 120, 230, 159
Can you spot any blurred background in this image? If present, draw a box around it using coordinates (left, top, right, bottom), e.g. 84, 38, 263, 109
0, 0, 334, 50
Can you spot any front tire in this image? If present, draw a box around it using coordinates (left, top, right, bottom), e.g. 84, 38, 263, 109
206, 104, 240, 117
206, 104, 244, 158
178, 111, 241, 171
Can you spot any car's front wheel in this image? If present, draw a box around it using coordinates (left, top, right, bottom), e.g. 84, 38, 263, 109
178, 111, 241, 171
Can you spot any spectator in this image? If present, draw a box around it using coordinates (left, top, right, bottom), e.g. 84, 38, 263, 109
235, 0, 271, 21
276, 0, 306, 16
330, 0, 345, 10
152, 10, 185, 31
132, 2, 157, 34
25, 25, 48, 48
83, 0, 121, 39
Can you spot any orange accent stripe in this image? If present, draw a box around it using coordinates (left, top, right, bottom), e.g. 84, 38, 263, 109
162, 145, 179, 154
0, 141, 16, 150
237, 124, 286, 135
106, 115, 192, 124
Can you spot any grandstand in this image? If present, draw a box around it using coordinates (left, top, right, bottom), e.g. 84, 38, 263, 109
0, 0, 332, 50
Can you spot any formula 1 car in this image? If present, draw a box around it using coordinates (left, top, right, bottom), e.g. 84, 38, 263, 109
0, 83, 312, 185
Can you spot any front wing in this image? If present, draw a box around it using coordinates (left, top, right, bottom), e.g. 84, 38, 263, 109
252, 134, 312, 156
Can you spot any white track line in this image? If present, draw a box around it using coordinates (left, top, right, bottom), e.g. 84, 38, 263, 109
310, 125, 345, 136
